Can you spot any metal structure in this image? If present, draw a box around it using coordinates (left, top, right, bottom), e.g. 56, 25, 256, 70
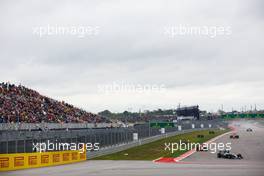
0, 120, 227, 154
176, 105, 200, 120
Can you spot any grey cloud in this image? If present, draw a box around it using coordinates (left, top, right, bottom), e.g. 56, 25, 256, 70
0, 0, 263, 112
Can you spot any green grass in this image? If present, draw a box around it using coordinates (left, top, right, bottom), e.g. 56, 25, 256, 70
93, 129, 229, 160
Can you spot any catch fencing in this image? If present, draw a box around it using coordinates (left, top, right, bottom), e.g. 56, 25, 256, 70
0, 120, 227, 155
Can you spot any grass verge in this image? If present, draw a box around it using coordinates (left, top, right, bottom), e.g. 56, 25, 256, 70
93, 129, 229, 160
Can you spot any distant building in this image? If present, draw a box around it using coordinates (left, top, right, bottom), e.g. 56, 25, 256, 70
176, 105, 200, 120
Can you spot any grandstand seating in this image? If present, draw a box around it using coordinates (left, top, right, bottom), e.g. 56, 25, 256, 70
0, 82, 108, 123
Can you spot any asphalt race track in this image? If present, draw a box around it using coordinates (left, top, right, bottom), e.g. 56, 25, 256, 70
3, 120, 264, 176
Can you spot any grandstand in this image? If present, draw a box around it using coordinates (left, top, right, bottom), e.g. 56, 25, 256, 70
0, 82, 109, 123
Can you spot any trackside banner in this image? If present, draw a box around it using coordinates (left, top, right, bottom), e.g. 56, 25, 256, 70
222, 113, 264, 119
0, 149, 86, 171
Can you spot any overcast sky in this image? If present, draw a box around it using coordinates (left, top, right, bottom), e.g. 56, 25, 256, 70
0, 0, 263, 113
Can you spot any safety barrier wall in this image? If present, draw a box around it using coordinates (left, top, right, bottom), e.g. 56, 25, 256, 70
0, 149, 86, 171
0, 120, 227, 154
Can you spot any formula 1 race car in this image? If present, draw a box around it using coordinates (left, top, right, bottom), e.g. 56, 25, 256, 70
230, 134, 239, 139
196, 144, 208, 152
217, 150, 243, 159
246, 128, 253, 132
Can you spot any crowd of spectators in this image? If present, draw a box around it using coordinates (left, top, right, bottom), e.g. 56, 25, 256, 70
0, 82, 108, 123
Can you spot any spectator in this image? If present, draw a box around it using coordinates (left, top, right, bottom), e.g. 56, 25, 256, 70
0, 82, 109, 123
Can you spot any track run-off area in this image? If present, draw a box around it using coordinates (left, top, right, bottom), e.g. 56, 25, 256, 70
2, 119, 264, 176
